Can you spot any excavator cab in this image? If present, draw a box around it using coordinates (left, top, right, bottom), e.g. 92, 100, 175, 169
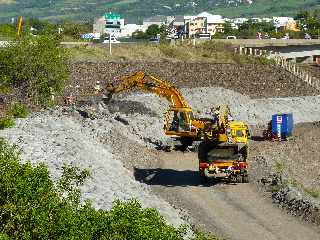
164, 107, 198, 137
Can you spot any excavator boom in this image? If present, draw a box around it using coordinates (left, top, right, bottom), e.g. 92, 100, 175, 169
106, 70, 190, 109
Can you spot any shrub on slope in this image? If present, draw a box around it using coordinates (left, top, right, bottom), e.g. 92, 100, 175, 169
0, 35, 69, 106
0, 139, 217, 240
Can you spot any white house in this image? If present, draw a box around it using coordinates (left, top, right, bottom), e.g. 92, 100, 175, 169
120, 24, 146, 37
184, 12, 225, 38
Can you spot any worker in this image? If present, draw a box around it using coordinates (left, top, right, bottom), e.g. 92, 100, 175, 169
206, 106, 220, 124
170, 112, 179, 131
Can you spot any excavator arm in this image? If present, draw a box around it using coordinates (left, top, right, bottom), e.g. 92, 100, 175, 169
105, 70, 190, 109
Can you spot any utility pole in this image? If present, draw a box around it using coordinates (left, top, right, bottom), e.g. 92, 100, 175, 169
109, 33, 112, 55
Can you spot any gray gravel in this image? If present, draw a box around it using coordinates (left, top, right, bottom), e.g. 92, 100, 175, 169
0, 109, 185, 228
1, 86, 320, 231
123, 87, 320, 126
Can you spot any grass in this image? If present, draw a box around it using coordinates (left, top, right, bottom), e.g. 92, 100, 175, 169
69, 41, 273, 65
0, 117, 14, 129
7, 102, 28, 118
304, 188, 320, 198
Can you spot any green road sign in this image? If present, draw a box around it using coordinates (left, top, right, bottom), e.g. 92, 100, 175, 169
105, 12, 121, 20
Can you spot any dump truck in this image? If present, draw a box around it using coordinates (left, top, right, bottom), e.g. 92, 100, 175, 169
198, 142, 249, 183
198, 105, 250, 183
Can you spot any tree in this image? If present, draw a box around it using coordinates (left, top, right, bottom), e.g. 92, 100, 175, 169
61, 21, 91, 39
0, 35, 69, 106
145, 24, 161, 37
295, 9, 320, 36
132, 30, 146, 39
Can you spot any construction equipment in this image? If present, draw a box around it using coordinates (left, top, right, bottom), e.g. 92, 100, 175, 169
105, 71, 250, 151
198, 105, 250, 183
105, 70, 209, 143
198, 142, 249, 183
17, 16, 23, 37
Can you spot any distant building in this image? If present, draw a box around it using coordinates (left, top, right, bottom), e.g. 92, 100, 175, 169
262, 17, 273, 23
273, 17, 299, 31
93, 17, 106, 35
184, 12, 225, 38
233, 18, 249, 25
172, 15, 184, 28
121, 24, 146, 37
93, 12, 125, 37
143, 15, 167, 28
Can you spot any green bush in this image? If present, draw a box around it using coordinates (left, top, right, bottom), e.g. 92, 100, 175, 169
8, 102, 28, 118
0, 35, 69, 106
0, 139, 215, 240
0, 118, 14, 130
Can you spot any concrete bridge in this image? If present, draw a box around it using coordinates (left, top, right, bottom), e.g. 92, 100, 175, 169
269, 50, 320, 63
218, 39, 320, 48
224, 39, 320, 64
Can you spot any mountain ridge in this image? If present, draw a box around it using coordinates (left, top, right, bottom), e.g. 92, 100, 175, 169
0, 0, 319, 23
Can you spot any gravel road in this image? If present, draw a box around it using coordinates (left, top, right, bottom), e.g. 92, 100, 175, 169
1, 84, 320, 239
138, 152, 320, 240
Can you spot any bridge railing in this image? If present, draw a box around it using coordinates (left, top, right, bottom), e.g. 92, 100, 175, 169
234, 46, 320, 90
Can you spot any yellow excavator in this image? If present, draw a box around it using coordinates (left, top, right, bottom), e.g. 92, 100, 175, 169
104, 70, 249, 149
105, 70, 250, 182
105, 70, 208, 143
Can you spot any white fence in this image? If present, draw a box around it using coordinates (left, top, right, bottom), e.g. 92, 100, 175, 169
235, 46, 320, 90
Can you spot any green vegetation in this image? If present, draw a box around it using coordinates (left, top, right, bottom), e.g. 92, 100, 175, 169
304, 188, 320, 198
0, 0, 319, 23
0, 117, 14, 129
133, 24, 167, 39
7, 102, 28, 118
0, 139, 217, 239
215, 0, 319, 18
69, 40, 273, 65
296, 9, 320, 37
0, 35, 69, 106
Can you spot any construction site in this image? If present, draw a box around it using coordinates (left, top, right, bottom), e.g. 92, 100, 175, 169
1, 49, 320, 239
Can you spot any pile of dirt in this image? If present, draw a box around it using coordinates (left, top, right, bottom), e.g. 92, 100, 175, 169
68, 61, 319, 102
118, 87, 320, 125
0, 106, 186, 228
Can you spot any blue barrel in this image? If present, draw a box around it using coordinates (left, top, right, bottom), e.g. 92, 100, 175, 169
271, 113, 293, 139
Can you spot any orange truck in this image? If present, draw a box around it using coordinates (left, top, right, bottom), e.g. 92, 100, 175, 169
198, 142, 249, 183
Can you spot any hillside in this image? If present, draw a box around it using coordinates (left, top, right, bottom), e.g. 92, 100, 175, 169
0, 0, 319, 23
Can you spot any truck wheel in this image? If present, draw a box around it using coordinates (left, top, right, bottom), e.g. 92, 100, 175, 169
236, 174, 242, 183
199, 170, 208, 184
242, 175, 249, 183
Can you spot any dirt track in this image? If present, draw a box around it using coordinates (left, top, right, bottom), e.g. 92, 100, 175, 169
136, 152, 320, 240
2, 59, 320, 239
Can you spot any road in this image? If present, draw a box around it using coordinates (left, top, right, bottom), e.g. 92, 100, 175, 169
134, 151, 320, 240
